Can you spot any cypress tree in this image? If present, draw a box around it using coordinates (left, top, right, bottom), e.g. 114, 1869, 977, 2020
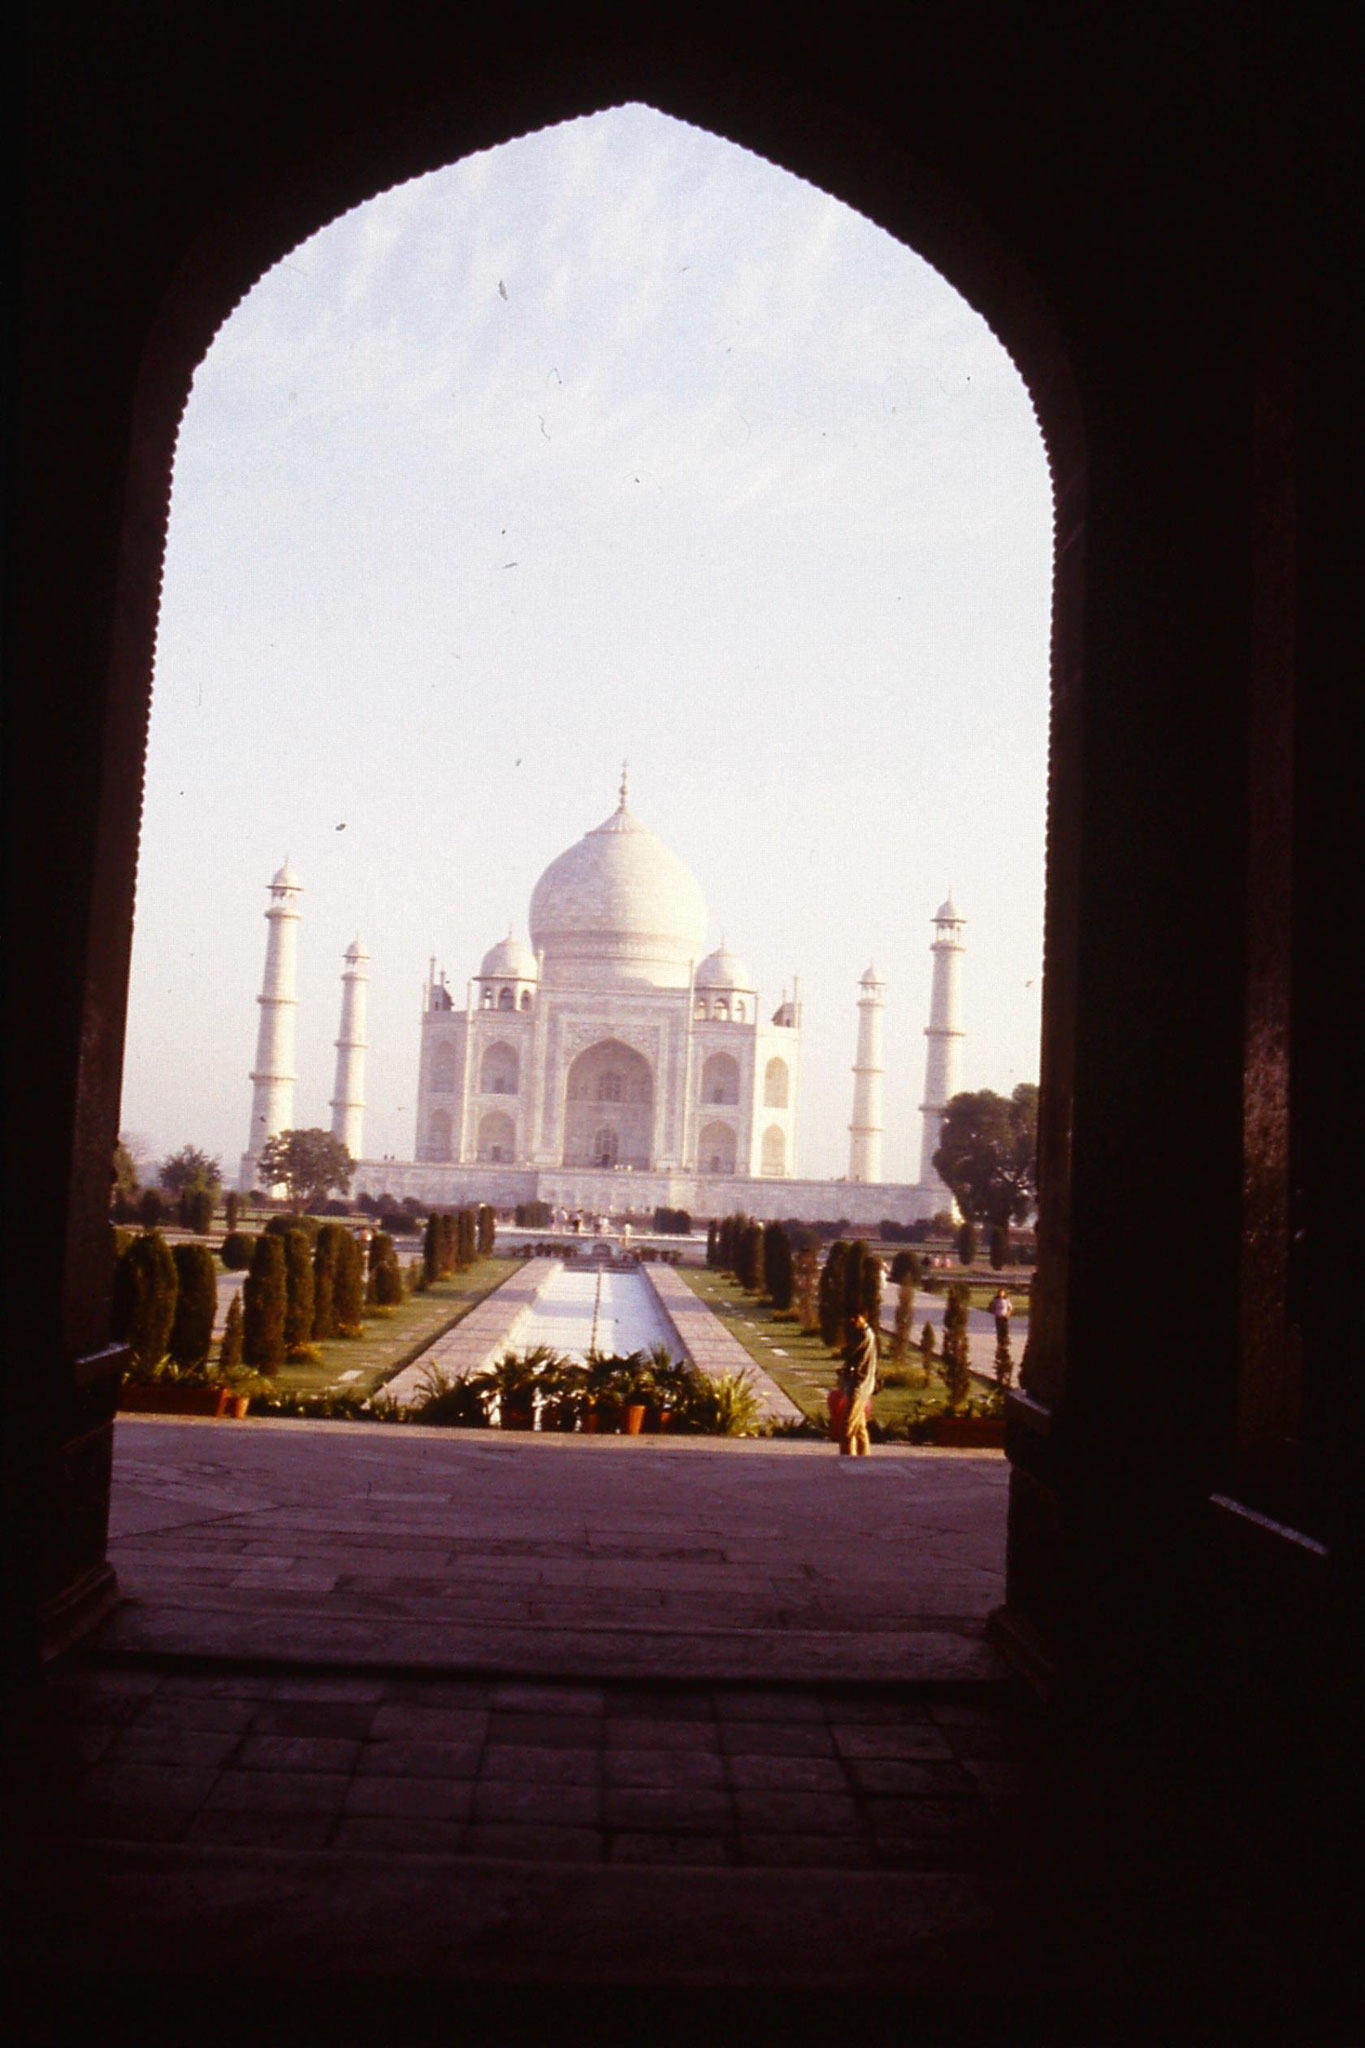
312, 1222, 349, 1339
188, 1187, 215, 1236
763, 1223, 794, 1310
281, 1228, 315, 1352
457, 1207, 476, 1267
957, 1219, 977, 1267
333, 1230, 365, 1335
422, 1211, 440, 1285
111, 1231, 178, 1369
818, 1241, 849, 1349
843, 1240, 868, 1325
892, 1274, 917, 1364
989, 1223, 1010, 1270
794, 1241, 820, 1332
477, 1204, 496, 1257
243, 1233, 287, 1372
942, 1283, 972, 1411
138, 1187, 165, 1229
169, 1242, 217, 1369
225, 1189, 240, 1234
441, 1210, 456, 1275
890, 1248, 923, 1288
860, 1253, 884, 1329
219, 1291, 244, 1372
706, 1221, 718, 1267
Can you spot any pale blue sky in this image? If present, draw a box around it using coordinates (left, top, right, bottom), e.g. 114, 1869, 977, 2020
122, 104, 1053, 1184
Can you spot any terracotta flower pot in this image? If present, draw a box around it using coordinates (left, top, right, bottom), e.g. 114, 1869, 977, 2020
501, 1399, 536, 1431
624, 1402, 648, 1436
582, 1407, 599, 1434
119, 1383, 233, 1417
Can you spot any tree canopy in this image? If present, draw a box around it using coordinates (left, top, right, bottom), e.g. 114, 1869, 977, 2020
158, 1144, 222, 1197
932, 1084, 1039, 1227
257, 1128, 353, 1212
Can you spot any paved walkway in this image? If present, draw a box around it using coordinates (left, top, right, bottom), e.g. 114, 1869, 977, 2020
382, 1258, 559, 1405
98, 1418, 1006, 1681
647, 1264, 803, 1424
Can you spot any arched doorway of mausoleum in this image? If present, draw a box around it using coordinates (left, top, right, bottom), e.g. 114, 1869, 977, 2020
562, 1040, 654, 1169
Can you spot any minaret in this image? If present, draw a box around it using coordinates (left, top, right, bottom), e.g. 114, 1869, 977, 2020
240, 860, 303, 1190
919, 895, 966, 1188
329, 938, 369, 1161
848, 963, 885, 1183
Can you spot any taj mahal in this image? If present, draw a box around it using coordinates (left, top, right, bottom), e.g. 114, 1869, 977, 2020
240, 775, 967, 1226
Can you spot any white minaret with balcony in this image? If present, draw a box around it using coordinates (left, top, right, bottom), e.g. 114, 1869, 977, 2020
919, 895, 966, 1189
329, 937, 369, 1161
848, 963, 885, 1183
239, 860, 303, 1190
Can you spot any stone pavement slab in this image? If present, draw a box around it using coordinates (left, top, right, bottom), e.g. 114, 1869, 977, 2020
97, 1417, 1008, 1681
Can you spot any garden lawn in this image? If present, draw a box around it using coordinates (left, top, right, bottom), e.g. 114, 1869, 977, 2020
679, 1266, 960, 1435
265, 1257, 519, 1402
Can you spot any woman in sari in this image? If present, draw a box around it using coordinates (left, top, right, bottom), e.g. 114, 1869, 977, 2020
836, 1310, 879, 1456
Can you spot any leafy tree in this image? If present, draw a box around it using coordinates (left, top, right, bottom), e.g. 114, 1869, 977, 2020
933, 1085, 1039, 1228
957, 1220, 977, 1267
257, 1128, 353, 1213
280, 1228, 315, 1353
111, 1231, 178, 1369
332, 1229, 365, 1335
159, 1145, 222, 1198
941, 1284, 972, 1412
889, 1249, 923, 1287
112, 1139, 140, 1202
219, 1291, 244, 1372
169, 1243, 217, 1369
818, 1241, 849, 1349
242, 1233, 287, 1371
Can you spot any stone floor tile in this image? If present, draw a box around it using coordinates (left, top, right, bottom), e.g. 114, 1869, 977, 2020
106, 1725, 243, 1769
51, 1664, 163, 1696
605, 1691, 718, 1721
331, 1815, 469, 1852
184, 1809, 336, 1849
862, 1794, 982, 1837
830, 1724, 957, 1760
251, 1699, 378, 1739
387, 1679, 497, 1710
485, 1711, 605, 1749
477, 1744, 600, 1785
928, 1701, 1003, 1726
816, 1695, 937, 1724
137, 1694, 260, 1732
472, 1779, 602, 1826
343, 1774, 473, 1819
368, 1704, 490, 1742
717, 1721, 835, 1757
605, 1716, 721, 1751
205, 1770, 349, 1814
266, 1675, 390, 1702
356, 1740, 483, 1779
62, 1689, 150, 1727
604, 1785, 733, 1833
153, 1672, 277, 1699
74, 1724, 120, 1762
82, 1762, 216, 1810
725, 1753, 850, 1791
236, 1734, 362, 1774
846, 1758, 974, 1794
731, 1790, 863, 1833
714, 1692, 826, 1723
491, 1683, 606, 1715
607, 1831, 732, 1865
78, 1804, 191, 1843
737, 1832, 874, 1868
604, 1748, 726, 1789
462, 1821, 605, 1862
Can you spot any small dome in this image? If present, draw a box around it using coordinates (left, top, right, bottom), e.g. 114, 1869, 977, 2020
271, 859, 302, 890
696, 944, 754, 990
860, 962, 883, 986
345, 936, 369, 963
480, 932, 538, 981
936, 895, 962, 922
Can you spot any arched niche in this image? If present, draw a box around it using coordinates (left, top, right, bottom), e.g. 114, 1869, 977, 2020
760, 1123, 786, 1176
478, 1109, 516, 1162
763, 1057, 789, 1108
562, 1040, 653, 1168
701, 1051, 740, 1106
427, 1108, 453, 1162
430, 1042, 457, 1093
699, 1120, 738, 1175
480, 1041, 519, 1095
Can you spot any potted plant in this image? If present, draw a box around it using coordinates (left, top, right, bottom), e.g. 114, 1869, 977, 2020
475, 1348, 548, 1429
537, 1353, 585, 1432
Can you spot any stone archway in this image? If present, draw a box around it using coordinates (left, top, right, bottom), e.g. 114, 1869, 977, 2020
562, 1040, 654, 1169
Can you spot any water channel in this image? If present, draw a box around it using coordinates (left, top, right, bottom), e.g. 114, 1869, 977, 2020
502, 1262, 682, 1364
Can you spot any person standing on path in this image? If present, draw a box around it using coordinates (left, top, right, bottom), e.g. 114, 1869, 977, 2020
989, 1288, 1013, 1348
837, 1310, 879, 1457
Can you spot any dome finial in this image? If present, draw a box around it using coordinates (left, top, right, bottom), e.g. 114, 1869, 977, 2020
618, 759, 630, 811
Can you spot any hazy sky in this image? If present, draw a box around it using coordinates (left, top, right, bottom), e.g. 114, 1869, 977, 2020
122, 103, 1053, 1185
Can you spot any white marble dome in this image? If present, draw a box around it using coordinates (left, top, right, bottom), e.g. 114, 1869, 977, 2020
480, 932, 537, 981
696, 943, 753, 990
529, 790, 708, 989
